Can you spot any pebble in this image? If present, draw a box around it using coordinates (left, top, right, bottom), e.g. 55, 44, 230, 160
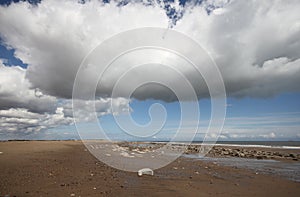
185, 145, 300, 161
70, 194, 75, 197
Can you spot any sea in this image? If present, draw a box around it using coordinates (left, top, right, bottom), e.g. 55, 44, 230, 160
193, 141, 300, 149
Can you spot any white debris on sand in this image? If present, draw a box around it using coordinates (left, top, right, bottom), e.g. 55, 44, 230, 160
120, 152, 135, 158
138, 168, 154, 177
112, 145, 128, 152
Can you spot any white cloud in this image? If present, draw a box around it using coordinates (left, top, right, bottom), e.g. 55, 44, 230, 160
0, 108, 72, 133
0, 0, 299, 101
0, 0, 168, 99
0, 60, 130, 134
0, 60, 57, 113
175, 0, 300, 98
0, 0, 300, 136
65, 97, 131, 122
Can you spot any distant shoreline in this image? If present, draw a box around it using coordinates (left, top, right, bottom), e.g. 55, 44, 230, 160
1, 139, 300, 148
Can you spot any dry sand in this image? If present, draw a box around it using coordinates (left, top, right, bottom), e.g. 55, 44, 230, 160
0, 141, 300, 197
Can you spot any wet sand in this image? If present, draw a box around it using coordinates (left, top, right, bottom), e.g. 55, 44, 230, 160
0, 141, 300, 197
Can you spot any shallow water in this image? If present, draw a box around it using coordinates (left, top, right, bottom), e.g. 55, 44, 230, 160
184, 154, 300, 182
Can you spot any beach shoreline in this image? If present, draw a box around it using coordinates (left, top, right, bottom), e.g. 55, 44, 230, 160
1, 141, 300, 197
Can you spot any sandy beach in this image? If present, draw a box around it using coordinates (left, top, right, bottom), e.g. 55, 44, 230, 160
1, 141, 300, 197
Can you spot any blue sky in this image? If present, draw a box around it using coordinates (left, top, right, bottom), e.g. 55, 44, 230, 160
0, 39, 27, 68
22, 94, 300, 141
0, 0, 299, 141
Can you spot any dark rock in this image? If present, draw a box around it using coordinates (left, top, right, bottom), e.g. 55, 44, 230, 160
289, 154, 296, 158
256, 156, 264, 160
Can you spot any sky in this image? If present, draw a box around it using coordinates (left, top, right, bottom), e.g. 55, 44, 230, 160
0, 0, 299, 141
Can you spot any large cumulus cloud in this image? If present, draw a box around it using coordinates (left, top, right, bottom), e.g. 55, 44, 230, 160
0, 0, 300, 135
176, 0, 300, 98
1, 0, 299, 101
0, 0, 168, 99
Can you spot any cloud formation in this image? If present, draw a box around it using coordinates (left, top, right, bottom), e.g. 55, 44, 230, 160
0, 107, 72, 134
175, 0, 300, 98
0, 0, 299, 101
0, 60, 130, 134
0, 0, 299, 136
0, 62, 57, 113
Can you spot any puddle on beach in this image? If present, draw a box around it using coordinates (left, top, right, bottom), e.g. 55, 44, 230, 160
184, 154, 300, 182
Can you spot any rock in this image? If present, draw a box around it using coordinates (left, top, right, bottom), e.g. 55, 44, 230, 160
289, 154, 296, 158
240, 153, 245, 157
70, 194, 75, 197
248, 154, 255, 158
